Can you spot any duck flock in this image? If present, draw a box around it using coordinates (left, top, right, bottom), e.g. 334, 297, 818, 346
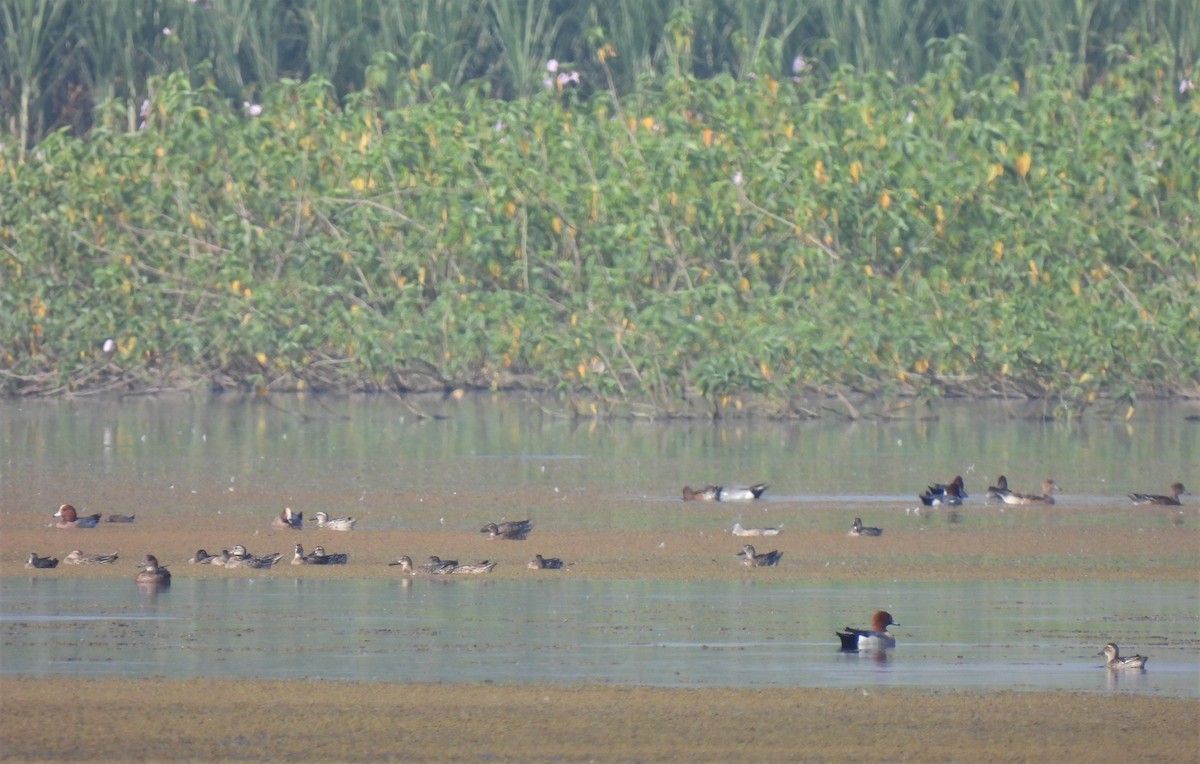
27, 474, 1188, 663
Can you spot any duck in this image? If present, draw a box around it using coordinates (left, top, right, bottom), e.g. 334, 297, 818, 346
919, 476, 966, 506
737, 544, 783, 567
681, 485, 719, 501
837, 611, 898, 651
731, 522, 781, 537
271, 507, 303, 530
984, 475, 1011, 500
1128, 483, 1189, 506
313, 511, 356, 531
310, 546, 349, 565
452, 560, 497, 574
188, 549, 221, 564
25, 552, 59, 569
63, 550, 120, 565
1099, 642, 1148, 670
135, 555, 171, 586
717, 483, 769, 501
225, 545, 283, 569
527, 554, 564, 570
480, 519, 533, 540
848, 517, 882, 537
1000, 479, 1059, 505
54, 504, 101, 528
105, 514, 136, 523
388, 555, 456, 574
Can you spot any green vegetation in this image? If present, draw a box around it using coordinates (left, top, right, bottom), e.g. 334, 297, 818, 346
1, 2, 1198, 414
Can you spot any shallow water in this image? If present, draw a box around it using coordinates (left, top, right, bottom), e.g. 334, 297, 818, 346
1, 577, 1197, 696
2, 395, 1198, 696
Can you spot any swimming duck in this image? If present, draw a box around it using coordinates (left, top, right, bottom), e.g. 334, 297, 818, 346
480, 519, 533, 540
388, 555, 455, 574
452, 560, 497, 574
1099, 642, 1148, 670
105, 514, 136, 523
1000, 479, 1059, 505
837, 611, 898, 651
848, 518, 882, 537
135, 555, 171, 586
1128, 483, 1189, 506
25, 552, 59, 569
919, 476, 966, 506
271, 507, 303, 530
984, 475, 1011, 500
731, 522, 781, 537
54, 504, 101, 528
527, 554, 564, 570
313, 511, 357, 531
63, 550, 120, 565
737, 544, 783, 567
226, 545, 284, 569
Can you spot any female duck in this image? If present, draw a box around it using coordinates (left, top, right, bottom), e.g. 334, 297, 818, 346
1099, 643, 1148, 669
737, 544, 783, 567
54, 504, 101, 528
26, 552, 59, 569
1001, 479, 1060, 505
313, 511, 357, 531
984, 475, 1011, 500
837, 611, 898, 651
527, 554, 564, 570
849, 518, 882, 537
480, 519, 533, 540
63, 550, 120, 565
1128, 483, 1189, 506
135, 555, 171, 586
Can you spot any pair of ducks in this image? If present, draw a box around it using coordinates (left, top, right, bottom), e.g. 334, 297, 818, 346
921, 475, 1061, 506
389, 555, 495, 574
682, 483, 769, 502
291, 544, 348, 565
26, 550, 120, 568
190, 546, 285, 568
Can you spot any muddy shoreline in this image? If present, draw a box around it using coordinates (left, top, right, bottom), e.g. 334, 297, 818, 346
1, 678, 1196, 762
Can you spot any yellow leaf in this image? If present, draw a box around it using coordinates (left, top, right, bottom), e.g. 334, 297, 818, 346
255, 352, 268, 366
1015, 151, 1032, 179
1125, 405, 1135, 421
879, 190, 891, 210
849, 161, 861, 183
813, 160, 828, 185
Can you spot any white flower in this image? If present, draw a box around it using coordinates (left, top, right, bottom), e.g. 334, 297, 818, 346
243, 101, 262, 117
732, 171, 744, 187
162, 27, 172, 36
1180, 79, 1194, 94
102, 339, 115, 354
546, 59, 559, 73
905, 111, 914, 124
791, 55, 806, 75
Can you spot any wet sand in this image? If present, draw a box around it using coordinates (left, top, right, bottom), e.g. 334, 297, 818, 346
3, 494, 1198, 761
1, 678, 1196, 762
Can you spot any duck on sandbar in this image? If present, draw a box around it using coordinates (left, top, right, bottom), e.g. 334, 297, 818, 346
480, 520, 533, 540
848, 517, 882, 537
737, 544, 783, 567
271, 507, 303, 530
313, 511, 357, 530
54, 504, 101, 528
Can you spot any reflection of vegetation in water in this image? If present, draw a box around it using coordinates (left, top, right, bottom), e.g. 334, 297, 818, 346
1, 41, 1196, 410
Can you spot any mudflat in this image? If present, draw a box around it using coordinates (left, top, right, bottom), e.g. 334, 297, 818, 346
1, 678, 1197, 762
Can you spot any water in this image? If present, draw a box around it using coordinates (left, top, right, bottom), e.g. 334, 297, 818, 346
1, 395, 1198, 695
1, 577, 1196, 695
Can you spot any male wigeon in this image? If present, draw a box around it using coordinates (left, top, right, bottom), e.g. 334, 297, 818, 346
737, 544, 783, 567
731, 522, 781, 537
984, 475, 1011, 500
1128, 483, 1189, 506
685, 483, 768, 501
135, 555, 171, 586
1000, 479, 1059, 505
527, 554, 564, 570
63, 550, 120, 565
837, 611, 898, 651
25, 552, 59, 569
105, 514, 136, 523
271, 507, 303, 530
389, 555, 455, 574
919, 476, 966, 506
480, 519, 533, 540
54, 504, 101, 528
313, 511, 357, 531
849, 517, 882, 537
1099, 642, 1148, 669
